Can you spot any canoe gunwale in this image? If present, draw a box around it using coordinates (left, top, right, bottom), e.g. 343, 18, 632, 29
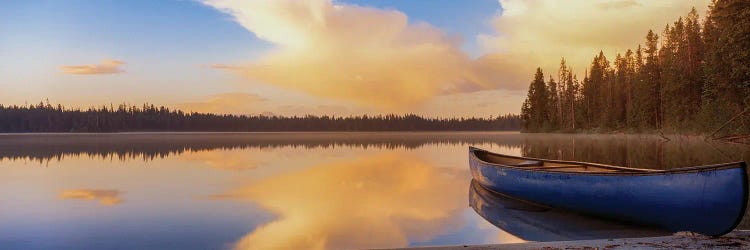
469, 146, 747, 176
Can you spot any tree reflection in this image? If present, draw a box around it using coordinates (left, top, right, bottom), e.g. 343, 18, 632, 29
0, 133, 524, 162
3, 133, 749, 171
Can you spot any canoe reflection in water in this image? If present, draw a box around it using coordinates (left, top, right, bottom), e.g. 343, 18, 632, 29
469, 180, 671, 242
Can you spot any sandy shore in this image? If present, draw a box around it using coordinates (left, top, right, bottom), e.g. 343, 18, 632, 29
383, 230, 750, 250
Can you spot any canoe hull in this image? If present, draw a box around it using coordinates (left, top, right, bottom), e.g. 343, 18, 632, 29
469, 147, 748, 236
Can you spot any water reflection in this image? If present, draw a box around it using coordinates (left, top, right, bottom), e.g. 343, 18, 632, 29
211, 152, 467, 250
178, 150, 265, 171
0, 132, 748, 249
59, 189, 123, 206
469, 180, 669, 241
2, 133, 749, 171
0, 133, 523, 162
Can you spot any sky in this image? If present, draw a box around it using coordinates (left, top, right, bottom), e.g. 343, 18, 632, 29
0, 0, 710, 117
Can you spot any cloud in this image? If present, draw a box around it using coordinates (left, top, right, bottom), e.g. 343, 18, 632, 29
417, 89, 526, 117
201, 0, 509, 109
205, 64, 245, 70
210, 153, 467, 250
176, 92, 359, 116
60, 59, 125, 75
479, 0, 710, 81
59, 189, 123, 205
596, 0, 640, 10
176, 92, 268, 115
200, 0, 708, 113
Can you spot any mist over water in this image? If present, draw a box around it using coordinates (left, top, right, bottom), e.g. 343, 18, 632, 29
1, 132, 748, 249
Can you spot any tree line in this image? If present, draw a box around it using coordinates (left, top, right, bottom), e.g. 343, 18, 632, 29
521, 0, 750, 134
0, 102, 520, 132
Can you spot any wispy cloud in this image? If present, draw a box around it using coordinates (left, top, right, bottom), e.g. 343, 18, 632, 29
177, 92, 268, 115
60, 59, 125, 75
200, 0, 511, 110
596, 0, 640, 10
205, 64, 244, 70
176, 92, 357, 116
177, 92, 266, 114
59, 189, 123, 205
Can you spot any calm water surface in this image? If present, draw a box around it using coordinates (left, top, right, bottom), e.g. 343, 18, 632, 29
1, 132, 749, 249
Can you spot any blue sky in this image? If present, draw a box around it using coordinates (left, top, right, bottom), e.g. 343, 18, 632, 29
345, 0, 501, 56
0, 0, 708, 117
1, 0, 497, 65
0, 0, 501, 113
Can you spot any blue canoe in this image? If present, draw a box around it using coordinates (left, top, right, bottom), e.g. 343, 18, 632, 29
468, 146, 748, 236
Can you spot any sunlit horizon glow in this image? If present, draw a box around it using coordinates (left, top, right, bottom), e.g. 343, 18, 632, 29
0, 0, 710, 117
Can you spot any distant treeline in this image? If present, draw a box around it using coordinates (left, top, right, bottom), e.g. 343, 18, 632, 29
0, 103, 520, 132
521, 1, 750, 134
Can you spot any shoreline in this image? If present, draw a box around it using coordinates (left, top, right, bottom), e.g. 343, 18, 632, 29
0, 130, 521, 135
385, 230, 750, 250
0, 131, 718, 135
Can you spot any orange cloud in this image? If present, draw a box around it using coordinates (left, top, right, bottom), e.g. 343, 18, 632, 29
59, 189, 123, 205
200, 0, 708, 112
176, 92, 267, 115
60, 59, 125, 75
596, 0, 640, 10
210, 153, 467, 250
201, 0, 512, 110
206, 64, 244, 70
479, 0, 710, 81
175, 92, 358, 116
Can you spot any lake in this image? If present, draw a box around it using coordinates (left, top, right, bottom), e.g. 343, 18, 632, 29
1, 132, 748, 249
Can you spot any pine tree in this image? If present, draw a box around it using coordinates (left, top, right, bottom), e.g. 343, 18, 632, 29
521, 68, 548, 131
644, 30, 661, 129
622, 49, 637, 128
520, 1, 749, 134
582, 51, 612, 129
660, 22, 680, 128
547, 75, 560, 130
613, 53, 628, 129
684, 8, 705, 124
702, 0, 750, 132
558, 58, 577, 131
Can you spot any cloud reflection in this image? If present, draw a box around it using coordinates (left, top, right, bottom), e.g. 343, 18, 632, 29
59, 189, 123, 206
179, 149, 264, 171
211, 153, 467, 250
